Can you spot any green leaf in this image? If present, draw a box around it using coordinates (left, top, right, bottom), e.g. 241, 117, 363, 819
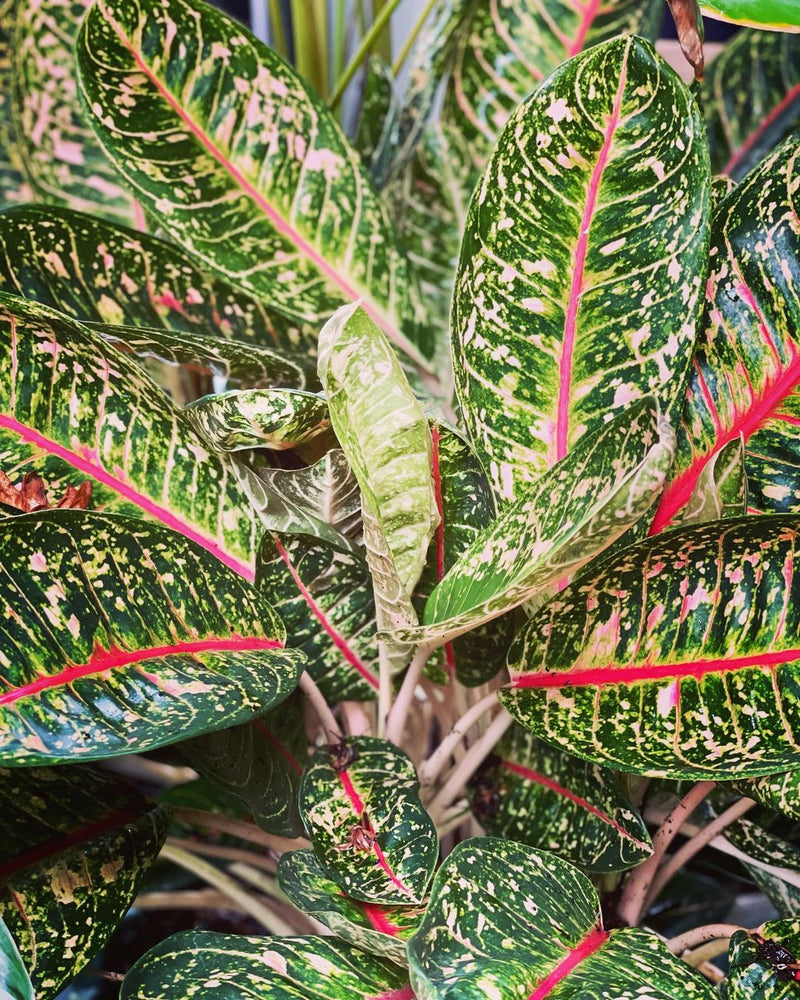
502, 514, 800, 779
0, 509, 303, 764
652, 135, 800, 533
11, 0, 139, 224
0, 917, 34, 1000
469, 724, 652, 872
278, 849, 424, 964
735, 770, 800, 821
696, 29, 800, 180
0, 2, 31, 208
318, 302, 438, 645
256, 532, 380, 702
120, 931, 413, 1000
407, 838, 716, 999
181, 691, 306, 838
674, 435, 747, 526
729, 920, 800, 997
0, 204, 314, 353
0, 291, 261, 579
453, 36, 709, 502
298, 736, 437, 905
0, 764, 171, 999
356, 56, 397, 180
725, 820, 800, 918
394, 398, 673, 645
700, 0, 800, 30
77, 0, 432, 371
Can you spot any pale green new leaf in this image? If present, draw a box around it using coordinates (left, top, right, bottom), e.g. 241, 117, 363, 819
0, 918, 33, 1000
700, 0, 800, 30
674, 434, 747, 526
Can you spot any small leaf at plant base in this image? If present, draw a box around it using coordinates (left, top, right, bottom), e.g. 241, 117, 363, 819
0, 764, 170, 1000
502, 514, 800, 779
729, 920, 800, 998
674, 435, 747, 526
0, 918, 34, 1000
696, 30, 800, 181
699, 0, 800, 30
453, 35, 709, 503
120, 931, 413, 1000
0, 509, 304, 764
469, 725, 652, 873
180, 691, 307, 838
299, 736, 437, 905
278, 849, 425, 964
407, 838, 716, 999
393, 398, 673, 646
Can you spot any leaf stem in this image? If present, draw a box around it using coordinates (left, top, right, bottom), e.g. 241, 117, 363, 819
666, 923, 745, 956
330, 0, 404, 108
419, 691, 499, 785
377, 643, 393, 739
172, 806, 308, 853
642, 797, 757, 911
384, 642, 434, 744
616, 781, 716, 927
165, 836, 278, 872
391, 0, 438, 75
299, 670, 343, 740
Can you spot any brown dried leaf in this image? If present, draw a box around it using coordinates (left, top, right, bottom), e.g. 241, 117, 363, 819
667, 0, 705, 80
0, 471, 92, 512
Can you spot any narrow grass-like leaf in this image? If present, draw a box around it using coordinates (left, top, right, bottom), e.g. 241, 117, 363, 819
0, 765, 170, 999
0, 509, 303, 763
454, 36, 709, 501
299, 736, 437, 905
503, 514, 800, 779
407, 838, 716, 999
0, 918, 33, 1000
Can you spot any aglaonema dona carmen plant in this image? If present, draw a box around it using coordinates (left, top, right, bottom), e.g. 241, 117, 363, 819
3, 0, 800, 995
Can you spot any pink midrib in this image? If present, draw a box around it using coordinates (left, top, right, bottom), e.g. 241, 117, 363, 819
566, 0, 601, 56
0, 636, 282, 706
101, 4, 428, 371
0, 414, 254, 580
554, 59, 627, 463
528, 927, 609, 999
251, 718, 303, 775
361, 901, 402, 936
511, 645, 800, 690
723, 82, 800, 176
272, 537, 378, 690
500, 760, 649, 849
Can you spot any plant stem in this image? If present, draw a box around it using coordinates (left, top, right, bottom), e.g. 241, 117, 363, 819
165, 836, 278, 872
172, 806, 308, 853
427, 709, 513, 818
330, 0, 404, 108
419, 691, 499, 785
159, 843, 296, 934
666, 923, 745, 956
299, 670, 342, 740
616, 781, 716, 927
134, 888, 253, 912
643, 797, 757, 911
384, 642, 434, 744
377, 644, 393, 739
392, 0, 438, 74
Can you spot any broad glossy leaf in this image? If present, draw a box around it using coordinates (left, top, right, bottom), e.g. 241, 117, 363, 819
0, 204, 314, 352
184, 389, 329, 452
652, 136, 800, 533
299, 736, 437, 905
729, 920, 800, 997
407, 838, 716, 999
278, 849, 424, 964
697, 29, 800, 180
454, 36, 709, 502
0, 509, 303, 763
121, 931, 413, 1000
735, 770, 800, 821
700, 0, 800, 30
469, 724, 652, 872
394, 399, 673, 645
502, 514, 800, 779
674, 435, 747, 526
12, 0, 139, 224
0, 918, 34, 1000
181, 690, 306, 837
0, 291, 259, 579
0, 764, 170, 999
356, 56, 397, 180
77, 0, 431, 371
257, 533, 379, 702
0, 2, 31, 208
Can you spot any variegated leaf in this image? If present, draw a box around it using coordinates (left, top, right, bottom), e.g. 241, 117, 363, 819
469, 724, 652, 872
0, 917, 33, 1000
502, 514, 800, 779
12, 0, 139, 224
120, 931, 414, 1000
0, 204, 314, 353
407, 838, 716, 999
697, 29, 800, 181
298, 736, 437, 905
278, 849, 424, 964
394, 399, 673, 645
257, 532, 380, 702
181, 691, 306, 838
674, 434, 747, 526
700, 0, 800, 30
454, 36, 709, 502
319, 303, 438, 650
725, 819, 800, 918
0, 291, 260, 578
729, 920, 800, 997
0, 509, 303, 763
77, 0, 434, 373
652, 135, 800, 532
735, 769, 800, 821
0, 764, 171, 999
356, 56, 397, 181
0, 2, 31, 208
